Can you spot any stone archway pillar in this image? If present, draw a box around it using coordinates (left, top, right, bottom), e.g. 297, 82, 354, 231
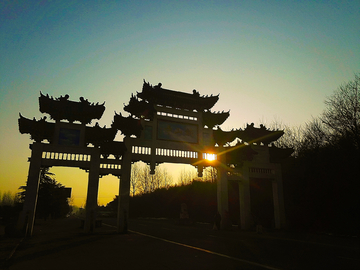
117, 137, 132, 233
17, 142, 43, 236
84, 147, 101, 233
216, 151, 229, 228
273, 164, 286, 229
239, 164, 252, 230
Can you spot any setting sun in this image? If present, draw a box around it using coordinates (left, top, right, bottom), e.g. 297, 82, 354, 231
204, 153, 217, 161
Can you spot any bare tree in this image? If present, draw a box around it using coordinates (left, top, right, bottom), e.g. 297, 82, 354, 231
130, 162, 141, 196
178, 167, 197, 185
203, 166, 217, 182
152, 167, 164, 190
268, 120, 303, 157
131, 163, 175, 195
322, 74, 360, 149
149, 166, 174, 191
149, 173, 156, 193
299, 118, 330, 153
138, 165, 151, 194
161, 167, 173, 189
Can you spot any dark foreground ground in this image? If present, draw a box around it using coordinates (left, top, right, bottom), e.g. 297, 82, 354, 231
1, 216, 359, 270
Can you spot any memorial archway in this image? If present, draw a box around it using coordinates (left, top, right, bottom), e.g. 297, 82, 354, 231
18, 80, 292, 236
17, 94, 126, 235
113, 81, 292, 230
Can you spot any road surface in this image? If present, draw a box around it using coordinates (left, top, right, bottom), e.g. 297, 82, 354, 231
2, 217, 359, 270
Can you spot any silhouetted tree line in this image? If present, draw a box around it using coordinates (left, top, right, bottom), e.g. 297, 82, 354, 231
18, 167, 71, 220
130, 163, 174, 196
0, 191, 23, 233
107, 181, 218, 223
281, 74, 360, 235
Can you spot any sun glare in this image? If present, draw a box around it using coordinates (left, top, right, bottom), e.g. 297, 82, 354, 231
204, 153, 216, 161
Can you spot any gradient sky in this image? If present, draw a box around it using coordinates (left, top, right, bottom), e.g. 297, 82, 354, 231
1, 0, 359, 206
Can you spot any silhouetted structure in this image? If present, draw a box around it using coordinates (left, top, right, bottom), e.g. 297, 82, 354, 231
111, 80, 292, 230
18, 80, 292, 235
18, 94, 126, 235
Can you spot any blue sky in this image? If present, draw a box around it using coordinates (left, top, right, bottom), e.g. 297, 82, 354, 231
1, 0, 359, 206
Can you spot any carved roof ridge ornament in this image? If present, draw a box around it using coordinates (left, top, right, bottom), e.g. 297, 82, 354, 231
18, 113, 55, 143
202, 110, 230, 128
213, 126, 242, 146
137, 80, 219, 111
39, 92, 105, 124
212, 124, 285, 146
123, 93, 156, 120
239, 123, 284, 145
112, 112, 143, 138
85, 122, 117, 147
18, 113, 118, 146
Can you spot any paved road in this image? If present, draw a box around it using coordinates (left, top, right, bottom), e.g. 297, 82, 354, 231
109, 218, 359, 270
2, 217, 359, 270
